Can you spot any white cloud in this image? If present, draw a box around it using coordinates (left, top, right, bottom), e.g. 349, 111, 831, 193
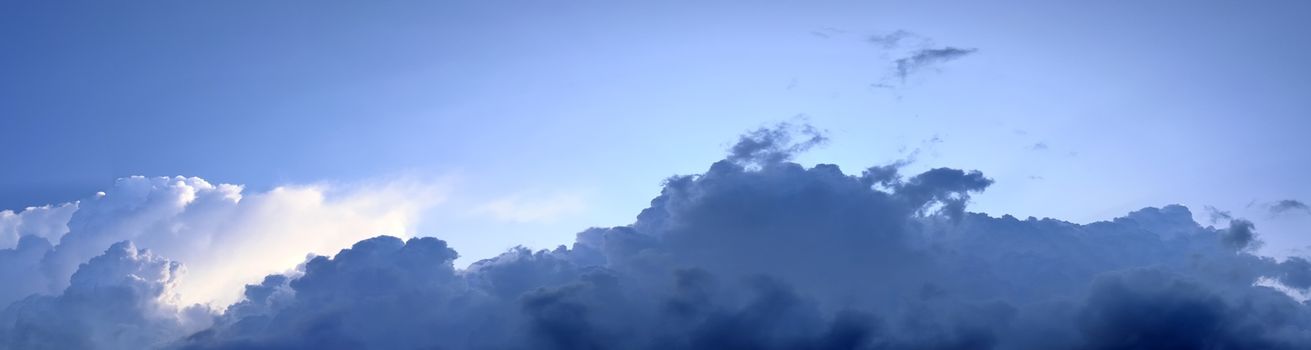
169, 179, 447, 306
0, 202, 77, 249
0, 175, 448, 308
473, 192, 586, 223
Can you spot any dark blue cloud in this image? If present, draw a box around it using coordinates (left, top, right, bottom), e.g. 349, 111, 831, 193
1078, 269, 1305, 350
1221, 219, 1260, 251
726, 122, 827, 167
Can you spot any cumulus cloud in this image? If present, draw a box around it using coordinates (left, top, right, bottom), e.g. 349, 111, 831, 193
5, 124, 1311, 349
165, 125, 1311, 349
0, 176, 444, 309
0, 203, 76, 249
1220, 219, 1261, 251
0, 241, 210, 350
1077, 269, 1306, 349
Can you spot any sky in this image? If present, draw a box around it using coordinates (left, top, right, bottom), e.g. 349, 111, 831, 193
2, 1, 1311, 348
5, 1, 1311, 262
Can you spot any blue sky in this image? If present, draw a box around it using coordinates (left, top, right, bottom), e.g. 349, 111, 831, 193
8, 2, 1311, 349
4, 0, 1310, 265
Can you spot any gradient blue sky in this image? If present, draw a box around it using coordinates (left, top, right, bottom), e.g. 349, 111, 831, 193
4, 0, 1309, 264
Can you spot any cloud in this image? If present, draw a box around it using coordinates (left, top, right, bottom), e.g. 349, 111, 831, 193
0, 176, 445, 310
867, 30, 918, 49
894, 47, 978, 82
0, 203, 76, 249
1077, 269, 1303, 350
1205, 205, 1234, 224
1269, 199, 1311, 216
727, 121, 827, 167
0, 241, 210, 350
1220, 219, 1260, 251
179, 236, 480, 349
6, 124, 1311, 349
866, 30, 977, 86
474, 192, 586, 223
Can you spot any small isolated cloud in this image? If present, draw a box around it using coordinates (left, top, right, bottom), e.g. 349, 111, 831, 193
894, 47, 978, 82
867, 30, 919, 49
475, 192, 586, 223
1029, 142, 1049, 151
866, 30, 978, 87
1269, 199, 1311, 216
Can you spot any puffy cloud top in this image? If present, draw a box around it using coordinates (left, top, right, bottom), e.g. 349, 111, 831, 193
1, 241, 208, 350
0, 175, 441, 309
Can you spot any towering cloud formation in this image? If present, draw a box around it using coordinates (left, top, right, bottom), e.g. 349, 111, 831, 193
3, 125, 1310, 349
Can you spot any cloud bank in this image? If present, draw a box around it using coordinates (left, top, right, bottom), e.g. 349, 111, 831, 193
3, 125, 1310, 349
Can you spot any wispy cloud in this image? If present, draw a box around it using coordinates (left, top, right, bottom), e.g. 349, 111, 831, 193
868, 29, 918, 49
1269, 199, 1311, 216
893, 47, 978, 82
1204, 205, 1234, 224
474, 192, 586, 223
866, 30, 978, 86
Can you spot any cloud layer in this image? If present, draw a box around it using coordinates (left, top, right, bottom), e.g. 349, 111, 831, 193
3, 125, 1310, 349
